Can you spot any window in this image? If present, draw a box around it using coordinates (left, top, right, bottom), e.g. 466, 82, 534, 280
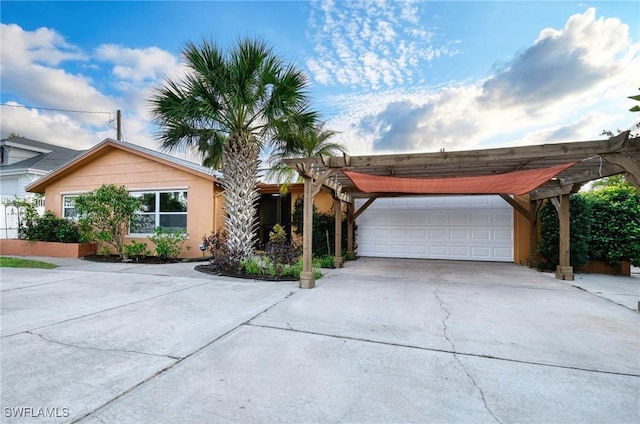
130, 190, 187, 234
62, 195, 79, 219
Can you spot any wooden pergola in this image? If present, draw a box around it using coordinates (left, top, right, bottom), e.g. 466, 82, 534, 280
283, 131, 640, 289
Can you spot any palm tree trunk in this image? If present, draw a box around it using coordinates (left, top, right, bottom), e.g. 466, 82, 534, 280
221, 133, 260, 263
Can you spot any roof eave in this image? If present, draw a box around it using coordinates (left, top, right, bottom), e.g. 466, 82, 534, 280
25, 139, 218, 194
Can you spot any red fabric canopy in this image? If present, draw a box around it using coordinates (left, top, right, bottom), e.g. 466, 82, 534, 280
343, 162, 577, 195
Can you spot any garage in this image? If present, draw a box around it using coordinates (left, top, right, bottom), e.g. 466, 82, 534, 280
283, 131, 638, 288
356, 195, 513, 262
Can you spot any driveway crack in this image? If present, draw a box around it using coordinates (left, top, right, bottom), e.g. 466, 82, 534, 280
25, 331, 181, 360
69, 289, 299, 423
434, 287, 503, 424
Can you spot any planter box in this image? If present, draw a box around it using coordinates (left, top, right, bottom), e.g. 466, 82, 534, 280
0, 240, 96, 258
577, 260, 631, 277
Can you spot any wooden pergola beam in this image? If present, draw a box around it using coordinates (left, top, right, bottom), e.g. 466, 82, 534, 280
286, 131, 630, 169
498, 194, 531, 221
602, 153, 640, 189
353, 197, 377, 221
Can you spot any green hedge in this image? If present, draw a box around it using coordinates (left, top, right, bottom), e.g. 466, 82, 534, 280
537, 195, 592, 270
581, 181, 640, 265
538, 178, 640, 267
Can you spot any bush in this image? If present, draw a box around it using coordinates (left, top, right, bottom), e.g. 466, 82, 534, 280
266, 224, 302, 277
123, 240, 150, 261
74, 184, 141, 258
582, 180, 640, 265
203, 230, 238, 272
148, 227, 189, 260
291, 197, 350, 257
314, 255, 335, 268
537, 195, 592, 270
240, 256, 268, 276
19, 210, 83, 243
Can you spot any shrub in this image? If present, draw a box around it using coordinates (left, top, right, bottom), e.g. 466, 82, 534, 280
148, 227, 189, 260
314, 255, 335, 268
74, 184, 141, 258
291, 197, 351, 257
266, 224, 302, 277
17, 209, 83, 243
123, 240, 150, 261
581, 180, 640, 266
537, 195, 592, 270
240, 256, 268, 276
203, 230, 238, 273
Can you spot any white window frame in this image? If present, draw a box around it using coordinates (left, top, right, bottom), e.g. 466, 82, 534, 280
62, 194, 80, 220
129, 190, 188, 236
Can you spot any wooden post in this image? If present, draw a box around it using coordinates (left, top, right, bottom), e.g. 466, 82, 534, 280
299, 175, 315, 288
334, 199, 344, 268
528, 200, 539, 267
555, 193, 574, 280
347, 202, 354, 258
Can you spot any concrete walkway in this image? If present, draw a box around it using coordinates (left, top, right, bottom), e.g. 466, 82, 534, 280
1, 257, 638, 423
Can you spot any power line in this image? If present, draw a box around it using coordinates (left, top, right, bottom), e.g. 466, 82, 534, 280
0, 103, 112, 116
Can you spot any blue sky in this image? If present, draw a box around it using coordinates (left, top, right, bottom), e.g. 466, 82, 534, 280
1, 1, 639, 160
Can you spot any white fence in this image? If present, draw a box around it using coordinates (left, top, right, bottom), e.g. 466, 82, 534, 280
0, 196, 45, 239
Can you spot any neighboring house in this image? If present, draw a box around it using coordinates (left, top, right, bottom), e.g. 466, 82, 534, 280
0, 137, 84, 238
25, 138, 335, 258
0, 137, 84, 199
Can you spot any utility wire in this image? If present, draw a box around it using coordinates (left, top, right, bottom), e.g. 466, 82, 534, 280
1, 103, 112, 115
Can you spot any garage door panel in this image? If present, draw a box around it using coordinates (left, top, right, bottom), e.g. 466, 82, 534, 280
410, 245, 427, 255
449, 229, 468, 240
429, 213, 448, 225
450, 246, 469, 257
494, 229, 512, 241
390, 229, 407, 239
409, 229, 426, 239
470, 246, 491, 259
429, 246, 448, 256
494, 213, 512, 224
356, 195, 513, 262
373, 228, 388, 238
429, 229, 447, 240
471, 229, 490, 240
471, 214, 492, 225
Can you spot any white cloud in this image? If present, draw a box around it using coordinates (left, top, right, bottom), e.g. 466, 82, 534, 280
0, 24, 185, 152
0, 23, 86, 67
326, 8, 639, 155
306, 0, 459, 90
480, 8, 637, 108
0, 102, 103, 149
1, 23, 115, 123
95, 44, 182, 82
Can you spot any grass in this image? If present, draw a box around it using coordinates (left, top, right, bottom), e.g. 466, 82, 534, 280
0, 257, 57, 269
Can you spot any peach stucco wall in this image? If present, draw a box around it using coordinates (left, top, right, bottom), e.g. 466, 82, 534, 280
43, 148, 219, 258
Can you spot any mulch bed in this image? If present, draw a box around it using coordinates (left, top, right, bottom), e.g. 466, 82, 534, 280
194, 264, 298, 281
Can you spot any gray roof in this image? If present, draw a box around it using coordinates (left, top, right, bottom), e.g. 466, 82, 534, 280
0, 137, 85, 173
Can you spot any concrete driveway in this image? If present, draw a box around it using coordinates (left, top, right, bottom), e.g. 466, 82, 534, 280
1, 257, 638, 424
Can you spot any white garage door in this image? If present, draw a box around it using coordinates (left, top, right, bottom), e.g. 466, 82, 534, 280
356, 195, 513, 262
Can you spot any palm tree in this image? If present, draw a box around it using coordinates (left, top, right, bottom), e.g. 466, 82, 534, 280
267, 121, 347, 189
150, 38, 316, 262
